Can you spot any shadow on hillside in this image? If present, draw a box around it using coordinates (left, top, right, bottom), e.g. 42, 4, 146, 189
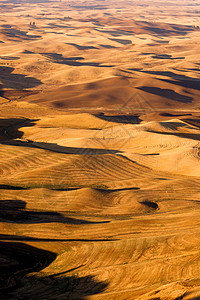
159, 77, 200, 91
45, 23, 75, 29
153, 121, 190, 131
107, 187, 140, 192
0, 234, 118, 242
152, 40, 169, 44
0, 185, 28, 190
94, 113, 142, 124
188, 67, 200, 72
69, 4, 108, 9
1, 28, 41, 40
99, 44, 117, 48
0, 118, 38, 141
0, 241, 108, 299
183, 119, 200, 129
0, 66, 42, 89
129, 69, 197, 81
40, 52, 113, 67
152, 54, 184, 59
147, 129, 200, 141
23, 50, 34, 54
0, 199, 110, 225
0, 117, 122, 154
30, 142, 121, 154
95, 29, 133, 37
108, 38, 132, 45
0, 56, 20, 60
140, 52, 154, 56
142, 25, 193, 36
137, 86, 193, 103
160, 113, 192, 117
67, 43, 99, 50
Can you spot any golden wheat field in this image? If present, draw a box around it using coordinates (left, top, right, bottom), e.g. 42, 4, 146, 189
0, 0, 200, 299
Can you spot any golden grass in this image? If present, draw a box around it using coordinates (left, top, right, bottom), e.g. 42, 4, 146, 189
1, 0, 200, 298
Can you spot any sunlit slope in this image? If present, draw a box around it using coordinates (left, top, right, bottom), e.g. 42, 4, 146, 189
17, 115, 200, 176
23, 75, 200, 112
1, 114, 200, 216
